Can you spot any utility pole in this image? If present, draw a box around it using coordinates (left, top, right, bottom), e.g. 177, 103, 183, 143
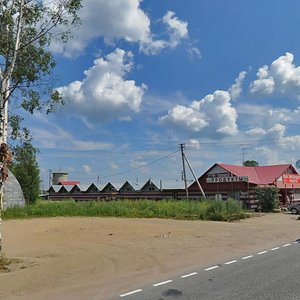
183, 153, 206, 199
180, 144, 189, 200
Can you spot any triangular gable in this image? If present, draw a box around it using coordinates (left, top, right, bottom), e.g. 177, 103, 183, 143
102, 182, 117, 192
58, 185, 69, 193
119, 181, 135, 192
141, 179, 159, 191
86, 183, 102, 193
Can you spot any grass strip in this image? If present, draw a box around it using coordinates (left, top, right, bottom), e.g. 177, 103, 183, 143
3, 199, 251, 221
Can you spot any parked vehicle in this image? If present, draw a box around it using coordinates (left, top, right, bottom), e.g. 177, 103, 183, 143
287, 203, 300, 214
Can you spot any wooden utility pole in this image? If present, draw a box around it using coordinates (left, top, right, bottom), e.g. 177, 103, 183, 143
180, 144, 189, 200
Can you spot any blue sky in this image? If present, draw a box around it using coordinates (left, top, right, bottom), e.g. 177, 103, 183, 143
21, 0, 300, 189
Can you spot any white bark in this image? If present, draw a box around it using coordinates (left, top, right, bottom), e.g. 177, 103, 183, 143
0, 0, 24, 260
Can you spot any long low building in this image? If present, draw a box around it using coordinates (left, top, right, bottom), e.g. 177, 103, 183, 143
47, 163, 300, 209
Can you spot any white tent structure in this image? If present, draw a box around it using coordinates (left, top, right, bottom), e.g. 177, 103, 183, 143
3, 170, 25, 209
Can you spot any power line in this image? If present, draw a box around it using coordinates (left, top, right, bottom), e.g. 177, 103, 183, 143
94, 149, 180, 181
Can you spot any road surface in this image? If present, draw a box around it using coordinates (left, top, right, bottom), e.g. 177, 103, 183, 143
115, 239, 300, 300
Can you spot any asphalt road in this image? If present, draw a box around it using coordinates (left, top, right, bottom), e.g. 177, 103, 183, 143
114, 240, 300, 300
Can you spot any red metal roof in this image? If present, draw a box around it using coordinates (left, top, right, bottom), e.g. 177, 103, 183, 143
218, 163, 295, 185
58, 181, 80, 185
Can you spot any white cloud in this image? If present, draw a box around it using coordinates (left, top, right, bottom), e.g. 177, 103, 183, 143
51, 0, 189, 57
229, 71, 247, 100
249, 52, 300, 98
138, 10, 189, 55
245, 127, 267, 137
83, 165, 92, 174
187, 46, 201, 60
58, 48, 146, 122
160, 90, 238, 138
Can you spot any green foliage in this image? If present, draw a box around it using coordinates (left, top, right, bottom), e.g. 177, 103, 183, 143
255, 186, 279, 212
3, 199, 251, 221
0, 0, 82, 139
243, 160, 259, 166
10, 134, 40, 205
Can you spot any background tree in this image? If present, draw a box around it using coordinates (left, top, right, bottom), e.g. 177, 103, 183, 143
243, 160, 259, 167
10, 129, 40, 205
0, 0, 82, 258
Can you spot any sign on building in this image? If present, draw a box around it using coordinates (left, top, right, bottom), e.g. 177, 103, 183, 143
282, 174, 300, 184
206, 176, 249, 183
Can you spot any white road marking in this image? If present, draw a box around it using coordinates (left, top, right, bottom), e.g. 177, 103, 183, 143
153, 280, 172, 287
242, 255, 253, 259
205, 265, 219, 271
271, 247, 280, 251
225, 260, 237, 265
120, 241, 296, 298
181, 272, 197, 278
120, 289, 142, 297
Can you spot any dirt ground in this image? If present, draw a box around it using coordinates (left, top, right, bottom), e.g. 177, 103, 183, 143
0, 213, 299, 300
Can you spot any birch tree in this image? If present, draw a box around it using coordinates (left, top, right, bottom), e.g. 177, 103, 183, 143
0, 0, 82, 259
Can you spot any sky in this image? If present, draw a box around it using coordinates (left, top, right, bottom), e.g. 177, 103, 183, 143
19, 0, 300, 190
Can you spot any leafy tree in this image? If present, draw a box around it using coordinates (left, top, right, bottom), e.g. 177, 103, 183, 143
0, 0, 82, 257
243, 160, 259, 167
10, 130, 40, 204
255, 186, 279, 212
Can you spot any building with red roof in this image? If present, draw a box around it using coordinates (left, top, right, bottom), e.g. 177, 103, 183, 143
189, 163, 300, 208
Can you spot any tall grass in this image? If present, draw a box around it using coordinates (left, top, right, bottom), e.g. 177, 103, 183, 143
3, 199, 250, 221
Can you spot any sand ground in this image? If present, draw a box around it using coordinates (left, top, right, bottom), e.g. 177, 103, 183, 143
0, 213, 299, 300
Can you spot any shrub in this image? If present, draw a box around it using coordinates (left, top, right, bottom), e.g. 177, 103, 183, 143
255, 186, 279, 212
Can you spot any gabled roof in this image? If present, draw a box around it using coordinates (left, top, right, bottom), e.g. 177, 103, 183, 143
86, 183, 102, 193
102, 182, 117, 192
141, 179, 159, 191
206, 163, 296, 185
119, 181, 136, 192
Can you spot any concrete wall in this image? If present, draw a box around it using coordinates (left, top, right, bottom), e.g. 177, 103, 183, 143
3, 170, 25, 209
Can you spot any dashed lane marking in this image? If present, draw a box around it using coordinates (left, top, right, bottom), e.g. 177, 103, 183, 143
257, 250, 268, 255
205, 265, 219, 271
271, 247, 280, 251
119, 240, 298, 298
120, 289, 143, 297
153, 280, 172, 287
181, 272, 197, 278
242, 255, 253, 260
225, 260, 237, 265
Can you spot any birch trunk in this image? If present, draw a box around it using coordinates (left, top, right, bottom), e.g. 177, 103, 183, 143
0, 0, 24, 260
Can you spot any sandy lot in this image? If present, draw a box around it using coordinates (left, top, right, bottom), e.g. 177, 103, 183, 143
0, 213, 299, 300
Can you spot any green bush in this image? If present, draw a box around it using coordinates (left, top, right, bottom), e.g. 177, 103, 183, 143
255, 186, 279, 212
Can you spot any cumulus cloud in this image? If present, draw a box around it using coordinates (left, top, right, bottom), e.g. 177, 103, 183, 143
140, 10, 188, 55
229, 71, 247, 100
51, 0, 189, 57
246, 123, 285, 139
58, 48, 146, 122
160, 90, 238, 138
249, 52, 300, 98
